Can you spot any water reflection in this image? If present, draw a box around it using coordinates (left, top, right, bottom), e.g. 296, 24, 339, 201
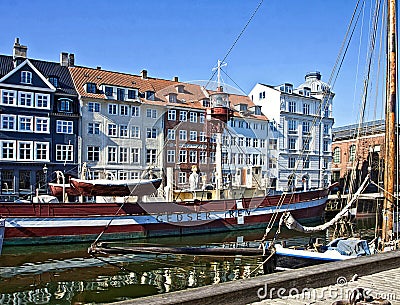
0, 219, 376, 305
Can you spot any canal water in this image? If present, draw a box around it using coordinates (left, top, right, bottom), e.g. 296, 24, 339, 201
0, 217, 376, 305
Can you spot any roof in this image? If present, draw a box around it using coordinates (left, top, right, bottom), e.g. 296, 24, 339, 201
333, 119, 385, 141
221, 92, 268, 121
0, 55, 77, 96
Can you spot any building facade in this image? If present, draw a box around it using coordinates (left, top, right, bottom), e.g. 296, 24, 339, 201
0, 39, 79, 198
249, 72, 334, 191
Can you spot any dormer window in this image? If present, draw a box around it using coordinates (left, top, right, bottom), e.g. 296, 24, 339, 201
21, 71, 32, 84
168, 93, 177, 103
105, 86, 113, 97
146, 91, 155, 101
254, 106, 262, 115
58, 98, 72, 112
176, 85, 184, 93
202, 99, 210, 107
285, 84, 293, 94
128, 89, 137, 99
86, 83, 97, 93
117, 88, 125, 101
48, 76, 59, 87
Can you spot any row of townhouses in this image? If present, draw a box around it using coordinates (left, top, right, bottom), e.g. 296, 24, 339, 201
0, 39, 334, 198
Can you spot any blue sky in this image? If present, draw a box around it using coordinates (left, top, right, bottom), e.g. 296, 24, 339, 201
0, 0, 385, 126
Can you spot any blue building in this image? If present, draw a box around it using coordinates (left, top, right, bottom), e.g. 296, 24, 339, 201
0, 39, 79, 198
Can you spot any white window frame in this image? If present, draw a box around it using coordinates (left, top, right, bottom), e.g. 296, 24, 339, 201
131, 148, 140, 163
189, 112, 197, 123
88, 122, 101, 135
132, 106, 140, 117
1, 90, 16, 106
168, 109, 176, 121
119, 125, 129, 137
21, 71, 32, 84
167, 129, 176, 140
18, 141, 33, 161
167, 150, 175, 163
131, 126, 140, 138
56, 144, 73, 162
178, 172, 187, 184
189, 130, 197, 141
189, 150, 197, 163
1, 114, 16, 131
88, 102, 100, 112
18, 91, 34, 107
120, 105, 129, 116
108, 124, 117, 137
35, 93, 50, 109
35, 117, 50, 133
108, 146, 117, 163
179, 130, 187, 141
119, 147, 129, 163
56, 120, 73, 134
35, 142, 49, 161
108, 104, 118, 115
0, 140, 16, 160
87, 146, 100, 162
179, 111, 187, 122
18, 115, 33, 132
199, 113, 205, 123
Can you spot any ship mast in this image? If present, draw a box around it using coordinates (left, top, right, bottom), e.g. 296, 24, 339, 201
382, 0, 397, 243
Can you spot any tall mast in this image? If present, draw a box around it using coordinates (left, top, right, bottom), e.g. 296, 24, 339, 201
382, 0, 397, 243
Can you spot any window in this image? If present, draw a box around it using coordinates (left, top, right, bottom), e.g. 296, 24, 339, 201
222, 136, 229, 146
18, 141, 32, 160
131, 126, 140, 138
179, 130, 187, 141
231, 153, 236, 164
333, 147, 341, 163
303, 103, 310, 115
108, 124, 117, 137
1, 114, 16, 130
199, 132, 206, 142
132, 106, 140, 117
119, 171, 129, 180
169, 94, 177, 103
199, 151, 207, 164
269, 157, 277, 168
323, 140, 329, 152
86, 83, 97, 93
146, 128, 157, 139
48, 77, 59, 87
167, 129, 176, 140
238, 153, 244, 164
19, 116, 33, 132
238, 138, 244, 146
117, 88, 125, 101
146, 109, 157, 118
324, 124, 329, 135
104, 86, 113, 97
120, 105, 129, 116
131, 171, 140, 179
324, 158, 329, 170
261, 139, 266, 148
269, 139, 277, 150
179, 150, 187, 163
259, 91, 265, 99
168, 109, 176, 121
120, 125, 128, 137
167, 150, 175, 163
108, 104, 118, 115
302, 121, 310, 135
189, 112, 197, 123
246, 154, 252, 165
88, 102, 100, 112
289, 101, 296, 112
288, 138, 296, 150
246, 138, 251, 147
19, 92, 33, 107
146, 91, 155, 100
56, 144, 73, 161
210, 134, 216, 144
302, 137, 311, 151
36, 94, 49, 109
146, 149, 157, 164
56, 120, 73, 134
199, 113, 205, 123
253, 139, 259, 148
189, 151, 197, 163
87, 146, 100, 161
288, 157, 296, 168
131, 148, 140, 163
349, 145, 356, 162
190, 131, 197, 141
2, 90, 16, 105
88, 122, 100, 135
178, 172, 187, 184
179, 111, 187, 121
252, 154, 259, 165
303, 157, 310, 169
210, 151, 216, 163
35, 117, 49, 133
288, 120, 297, 134
21, 71, 32, 84
128, 89, 136, 99
1, 140, 15, 160
35, 142, 49, 161
108, 146, 117, 163
119, 147, 129, 163
58, 98, 72, 112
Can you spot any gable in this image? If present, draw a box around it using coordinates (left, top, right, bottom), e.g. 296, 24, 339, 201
0, 59, 56, 92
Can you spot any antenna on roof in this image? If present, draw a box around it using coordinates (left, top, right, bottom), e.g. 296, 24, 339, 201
212, 59, 227, 91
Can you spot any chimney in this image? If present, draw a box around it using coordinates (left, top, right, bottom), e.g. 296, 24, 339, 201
141, 69, 148, 79
13, 38, 27, 67
96, 66, 101, 70
173, 76, 179, 82
68, 53, 75, 66
60, 52, 69, 66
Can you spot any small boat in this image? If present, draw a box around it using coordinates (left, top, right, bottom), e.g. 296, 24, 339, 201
49, 183, 82, 197
69, 177, 163, 197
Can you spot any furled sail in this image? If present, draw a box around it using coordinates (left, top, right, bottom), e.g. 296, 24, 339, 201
282, 175, 370, 233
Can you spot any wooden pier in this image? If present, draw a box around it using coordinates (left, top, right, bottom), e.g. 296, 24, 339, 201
107, 249, 400, 305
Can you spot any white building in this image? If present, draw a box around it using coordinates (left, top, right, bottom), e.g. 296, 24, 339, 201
249, 72, 334, 191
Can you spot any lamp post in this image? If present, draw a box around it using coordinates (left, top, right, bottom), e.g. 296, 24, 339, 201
43, 164, 48, 194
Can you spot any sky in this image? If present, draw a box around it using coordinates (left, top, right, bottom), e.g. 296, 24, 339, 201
0, 0, 387, 127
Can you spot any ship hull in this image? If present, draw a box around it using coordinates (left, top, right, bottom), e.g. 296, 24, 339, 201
0, 189, 328, 245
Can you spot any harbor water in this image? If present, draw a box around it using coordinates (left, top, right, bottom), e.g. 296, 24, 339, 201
0, 217, 375, 305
